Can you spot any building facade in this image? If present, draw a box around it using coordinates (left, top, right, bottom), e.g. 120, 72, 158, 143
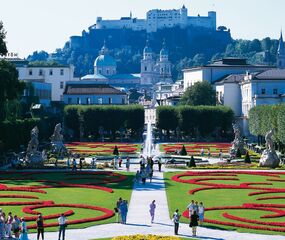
95, 5, 216, 33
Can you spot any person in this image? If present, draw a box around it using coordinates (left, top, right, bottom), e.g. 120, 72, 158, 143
219, 149, 223, 160
58, 213, 67, 240
141, 169, 147, 185
91, 157, 97, 169
135, 170, 141, 184
200, 148, 204, 157
198, 202, 205, 226
149, 157, 154, 170
149, 169, 153, 183
158, 158, 162, 172
119, 200, 128, 224
207, 148, 211, 159
118, 157, 122, 168
149, 200, 156, 223
19, 218, 28, 240
12, 215, 21, 240
190, 210, 199, 237
187, 200, 195, 216
72, 159, 77, 172
66, 158, 70, 169
0, 212, 4, 240
79, 158, 83, 170
125, 157, 130, 172
194, 201, 199, 214
116, 198, 122, 223
172, 209, 181, 235
6, 212, 13, 238
36, 213, 44, 240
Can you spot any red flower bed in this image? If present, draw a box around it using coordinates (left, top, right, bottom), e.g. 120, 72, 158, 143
0, 194, 39, 199
173, 170, 285, 232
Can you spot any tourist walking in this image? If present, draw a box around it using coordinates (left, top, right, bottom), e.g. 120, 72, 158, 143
200, 148, 204, 156
187, 200, 195, 216
149, 157, 154, 170
12, 215, 21, 240
126, 157, 130, 172
149, 200, 156, 223
19, 218, 29, 240
172, 209, 181, 235
157, 158, 162, 172
6, 212, 13, 238
36, 213, 44, 240
198, 202, 205, 226
194, 201, 199, 214
72, 159, 77, 171
0, 212, 4, 240
190, 210, 199, 237
141, 169, 147, 185
79, 158, 83, 170
207, 148, 211, 159
149, 169, 153, 183
116, 198, 122, 223
91, 157, 97, 169
119, 200, 128, 224
135, 170, 141, 184
219, 149, 223, 160
118, 157, 122, 168
58, 213, 67, 240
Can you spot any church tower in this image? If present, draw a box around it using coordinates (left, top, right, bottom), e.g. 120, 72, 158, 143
140, 40, 155, 85
158, 39, 172, 83
277, 31, 285, 69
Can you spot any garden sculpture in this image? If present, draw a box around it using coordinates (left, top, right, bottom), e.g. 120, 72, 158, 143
229, 123, 245, 157
25, 126, 43, 166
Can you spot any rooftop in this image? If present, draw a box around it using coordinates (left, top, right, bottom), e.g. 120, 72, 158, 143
215, 74, 245, 84
251, 69, 285, 80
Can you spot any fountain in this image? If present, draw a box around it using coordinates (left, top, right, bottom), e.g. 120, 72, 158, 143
143, 122, 154, 157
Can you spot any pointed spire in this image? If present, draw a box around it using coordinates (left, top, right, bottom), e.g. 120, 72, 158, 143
100, 40, 108, 55
278, 30, 285, 55
130, 11, 132, 19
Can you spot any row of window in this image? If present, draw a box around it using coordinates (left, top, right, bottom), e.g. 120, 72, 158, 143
261, 88, 278, 95
68, 97, 125, 105
28, 68, 65, 76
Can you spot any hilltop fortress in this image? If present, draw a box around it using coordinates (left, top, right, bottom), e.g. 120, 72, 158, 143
92, 5, 216, 33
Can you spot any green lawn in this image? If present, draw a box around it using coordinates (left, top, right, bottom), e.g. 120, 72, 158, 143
164, 171, 285, 235
0, 171, 133, 232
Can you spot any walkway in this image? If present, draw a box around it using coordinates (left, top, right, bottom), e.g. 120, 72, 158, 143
30, 166, 285, 240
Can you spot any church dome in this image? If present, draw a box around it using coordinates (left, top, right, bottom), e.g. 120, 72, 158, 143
160, 48, 168, 56
94, 54, 117, 67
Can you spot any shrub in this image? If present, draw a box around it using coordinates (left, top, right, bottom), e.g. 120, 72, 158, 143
180, 145, 187, 156
236, 148, 241, 158
244, 151, 251, 164
113, 145, 119, 155
189, 155, 196, 167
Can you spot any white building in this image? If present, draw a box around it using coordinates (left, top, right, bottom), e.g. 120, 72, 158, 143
94, 5, 216, 33
63, 81, 128, 105
141, 40, 172, 85
183, 58, 272, 91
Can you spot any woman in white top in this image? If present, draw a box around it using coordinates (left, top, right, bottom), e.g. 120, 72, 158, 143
198, 202, 205, 226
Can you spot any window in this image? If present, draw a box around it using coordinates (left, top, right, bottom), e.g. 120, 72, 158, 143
86, 97, 91, 105
108, 98, 112, 104
39, 69, 43, 76
98, 98, 103, 104
29, 69, 33, 76
261, 89, 266, 95
77, 97, 81, 105
122, 98, 125, 104
68, 98, 72, 104
49, 69, 53, 76
60, 82, 64, 89
144, 66, 147, 71
273, 89, 278, 95
99, 70, 102, 74
60, 69, 64, 76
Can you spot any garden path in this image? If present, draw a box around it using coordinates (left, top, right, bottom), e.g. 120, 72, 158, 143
29, 165, 285, 240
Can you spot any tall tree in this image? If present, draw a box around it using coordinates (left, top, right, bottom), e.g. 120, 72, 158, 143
0, 21, 7, 56
179, 81, 216, 106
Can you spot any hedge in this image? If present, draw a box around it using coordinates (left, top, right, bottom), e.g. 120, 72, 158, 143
156, 105, 234, 137
64, 105, 144, 139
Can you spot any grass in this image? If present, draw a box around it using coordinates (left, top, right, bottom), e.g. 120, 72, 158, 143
0, 171, 134, 233
164, 171, 285, 235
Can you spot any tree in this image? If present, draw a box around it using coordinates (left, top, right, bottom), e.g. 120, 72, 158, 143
180, 81, 216, 106
180, 145, 187, 156
189, 155, 196, 167
0, 21, 7, 56
113, 145, 119, 156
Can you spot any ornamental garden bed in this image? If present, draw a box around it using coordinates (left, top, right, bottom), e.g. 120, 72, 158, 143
65, 142, 141, 156
0, 171, 133, 232
165, 170, 285, 235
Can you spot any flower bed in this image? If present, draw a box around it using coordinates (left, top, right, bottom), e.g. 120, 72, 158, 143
171, 170, 285, 233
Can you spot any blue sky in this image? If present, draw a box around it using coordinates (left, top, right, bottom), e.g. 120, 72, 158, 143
2, 0, 285, 57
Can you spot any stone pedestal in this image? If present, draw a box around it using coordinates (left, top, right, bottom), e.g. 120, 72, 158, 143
259, 149, 280, 168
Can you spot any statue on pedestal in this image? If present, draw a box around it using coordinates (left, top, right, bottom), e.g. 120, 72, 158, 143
25, 126, 43, 166
259, 129, 280, 168
229, 123, 245, 157
50, 123, 66, 154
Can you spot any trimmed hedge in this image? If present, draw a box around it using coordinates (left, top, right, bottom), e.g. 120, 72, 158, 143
156, 105, 234, 137
64, 105, 144, 139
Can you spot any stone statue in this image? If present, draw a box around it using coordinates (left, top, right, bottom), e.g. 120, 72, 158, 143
50, 123, 66, 154
259, 129, 280, 168
25, 126, 43, 166
229, 123, 245, 157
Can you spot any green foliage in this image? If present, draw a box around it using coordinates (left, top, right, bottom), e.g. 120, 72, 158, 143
113, 145, 119, 156
180, 81, 216, 106
64, 105, 144, 140
244, 151, 251, 164
236, 148, 241, 158
249, 104, 285, 145
180, 145, 187, 156
157, 105, 234, 138
189, 155, 196, 167
0, 21, 7, 56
